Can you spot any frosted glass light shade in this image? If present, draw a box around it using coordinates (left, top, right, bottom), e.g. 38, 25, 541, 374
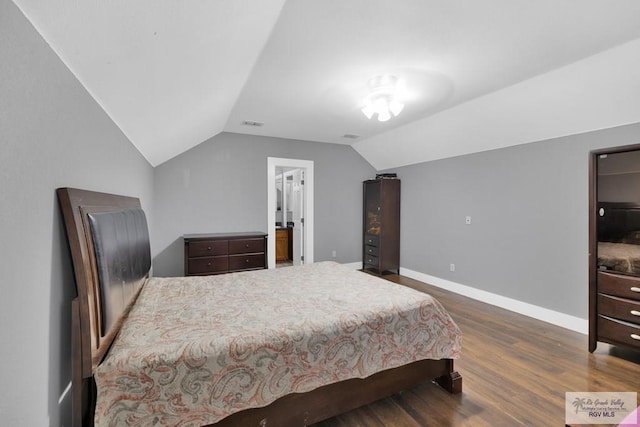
389, 99, 404, 116
361, 103, 376, 120
361, 75, 404, 122
361, 94, 404, 122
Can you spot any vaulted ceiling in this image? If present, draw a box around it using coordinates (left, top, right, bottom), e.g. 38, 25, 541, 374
12, 0, 640, 169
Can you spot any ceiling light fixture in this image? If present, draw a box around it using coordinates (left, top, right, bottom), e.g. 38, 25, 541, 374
361, 75, 404, 122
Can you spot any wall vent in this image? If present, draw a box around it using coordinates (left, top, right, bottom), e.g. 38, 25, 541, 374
342, 134, 359, 139
243, 120, 264, 127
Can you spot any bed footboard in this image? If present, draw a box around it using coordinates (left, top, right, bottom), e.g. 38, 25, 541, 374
435, 359, 463, 394
212, 358, 461, 427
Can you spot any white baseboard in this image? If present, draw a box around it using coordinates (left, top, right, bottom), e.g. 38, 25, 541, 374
400, 267, 588, 335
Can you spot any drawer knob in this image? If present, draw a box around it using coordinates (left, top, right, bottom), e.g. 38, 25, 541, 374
245, 244, 250, 248
207, 262, 211, 266
631, 334, 640, 341
631, 310, 640, 317
207, 246, 212, 250
245, 259, 249, 263
631, 287, 640, 293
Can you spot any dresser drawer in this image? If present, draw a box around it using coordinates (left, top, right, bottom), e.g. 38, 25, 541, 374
229, 238, 265, 254
187, 256, 228, 275
598, 315, 640, 348
364, 234, 379, 248
598, 294, 640, 324
229, 253, 265, 271
364, 245, 379, 257
598, 271, 640, 301
188, 240, 228, 258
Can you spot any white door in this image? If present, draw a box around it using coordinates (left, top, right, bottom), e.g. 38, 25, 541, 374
291, 169, 304, 265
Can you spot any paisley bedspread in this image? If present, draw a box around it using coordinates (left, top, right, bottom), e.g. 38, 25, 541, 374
94, 261, 462, 426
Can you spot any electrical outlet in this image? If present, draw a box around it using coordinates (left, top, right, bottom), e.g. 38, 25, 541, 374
450, 263, 455, 272
332, 250, 337, 258
465, 216, 471, 225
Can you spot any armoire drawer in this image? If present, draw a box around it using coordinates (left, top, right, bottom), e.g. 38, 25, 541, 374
598, 315, 640, 348
364, 234, 379, 247
364, 245, 379, 257
364, 254, 379, 268
598, 294, 640, 324
598, 271, 640, 301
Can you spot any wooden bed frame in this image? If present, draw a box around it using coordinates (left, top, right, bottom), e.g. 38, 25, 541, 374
57, 187, 462, 427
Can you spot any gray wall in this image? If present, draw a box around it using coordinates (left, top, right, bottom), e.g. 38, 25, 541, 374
392, 122, 640, 319
153, 132, 376, 276
0, 2, 154, 426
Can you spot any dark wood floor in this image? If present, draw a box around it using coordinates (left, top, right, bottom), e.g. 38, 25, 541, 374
312, 274, 640, 427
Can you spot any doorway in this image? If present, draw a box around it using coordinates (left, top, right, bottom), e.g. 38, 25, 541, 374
275, 167, 303, 266
588, 144, 640, 352
267, 157, 314, 269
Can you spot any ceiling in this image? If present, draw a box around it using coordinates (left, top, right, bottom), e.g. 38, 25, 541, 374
12, 0, 640, 169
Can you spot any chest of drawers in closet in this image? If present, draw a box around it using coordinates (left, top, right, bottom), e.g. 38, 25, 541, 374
596, 271, 640, 350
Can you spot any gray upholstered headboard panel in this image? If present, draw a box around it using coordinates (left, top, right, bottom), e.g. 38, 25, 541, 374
87, 208, 151, 335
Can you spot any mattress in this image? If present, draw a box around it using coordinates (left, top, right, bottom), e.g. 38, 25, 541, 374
94, 261, 462, 426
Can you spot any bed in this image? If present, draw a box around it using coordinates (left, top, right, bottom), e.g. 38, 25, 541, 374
57, 187, 462, 427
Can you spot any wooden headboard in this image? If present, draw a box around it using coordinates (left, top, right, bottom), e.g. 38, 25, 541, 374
57, 187, 150, 426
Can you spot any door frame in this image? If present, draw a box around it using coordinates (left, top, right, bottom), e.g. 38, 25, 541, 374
587, 142, 640, 351
267, 157, 314, 269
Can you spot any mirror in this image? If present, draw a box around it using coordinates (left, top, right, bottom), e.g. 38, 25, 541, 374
275, 167, 295, 227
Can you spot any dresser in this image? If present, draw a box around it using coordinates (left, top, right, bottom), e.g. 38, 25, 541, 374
594, 271, 640, 350
363, 178, 400, 275
184, 232, 267, 276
